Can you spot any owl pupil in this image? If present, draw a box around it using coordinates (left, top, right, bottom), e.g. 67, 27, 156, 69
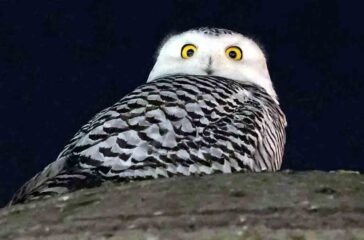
187, 49, 194, 57
229, 51, 237, 58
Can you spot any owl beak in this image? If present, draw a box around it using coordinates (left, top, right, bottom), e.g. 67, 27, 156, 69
204, 56, 214, 75
204, 68, 214, 75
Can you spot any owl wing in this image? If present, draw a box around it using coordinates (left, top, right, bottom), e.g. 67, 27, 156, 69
175, 81, 287, 174
10, 75, 286, 204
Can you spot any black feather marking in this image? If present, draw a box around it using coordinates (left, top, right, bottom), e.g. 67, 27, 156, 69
116, 138, 135, 149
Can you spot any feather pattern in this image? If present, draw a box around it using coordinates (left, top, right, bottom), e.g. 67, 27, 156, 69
10, 75, 286, 204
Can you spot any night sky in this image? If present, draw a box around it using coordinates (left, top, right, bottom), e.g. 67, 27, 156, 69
0, 1, 363, 206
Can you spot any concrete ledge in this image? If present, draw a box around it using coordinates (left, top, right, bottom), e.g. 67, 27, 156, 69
1, 171, 364, 239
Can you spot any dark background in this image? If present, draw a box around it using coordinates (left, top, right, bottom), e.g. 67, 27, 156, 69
0, 0, 363, 206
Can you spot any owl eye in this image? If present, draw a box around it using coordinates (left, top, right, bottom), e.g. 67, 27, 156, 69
225, 46, 243, 61
181, 44, 197, 59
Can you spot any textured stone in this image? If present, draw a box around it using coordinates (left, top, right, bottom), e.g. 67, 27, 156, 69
1, 171, 364, 240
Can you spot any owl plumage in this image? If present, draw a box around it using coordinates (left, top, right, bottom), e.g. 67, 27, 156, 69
10, 28, 287, 204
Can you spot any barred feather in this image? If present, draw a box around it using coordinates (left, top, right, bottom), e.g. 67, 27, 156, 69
10, 75, 286, 204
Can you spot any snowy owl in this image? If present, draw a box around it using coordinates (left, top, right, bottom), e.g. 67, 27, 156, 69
10, 27, 287, 204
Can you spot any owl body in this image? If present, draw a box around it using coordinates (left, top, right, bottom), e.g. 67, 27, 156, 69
11, 28, 287, 204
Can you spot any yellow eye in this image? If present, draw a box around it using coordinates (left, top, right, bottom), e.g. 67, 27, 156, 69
225, 46, 243, 61
181, 44, 197, 59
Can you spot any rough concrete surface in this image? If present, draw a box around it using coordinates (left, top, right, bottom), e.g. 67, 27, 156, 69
1, 171, 364, 240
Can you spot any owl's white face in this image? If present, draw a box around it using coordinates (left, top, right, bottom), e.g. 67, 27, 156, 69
147, 28, 277, 99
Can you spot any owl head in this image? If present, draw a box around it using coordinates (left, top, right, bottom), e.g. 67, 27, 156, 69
147, 27, 277, 99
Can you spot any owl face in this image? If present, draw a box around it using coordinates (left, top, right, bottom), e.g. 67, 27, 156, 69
147, 28, 277, 99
